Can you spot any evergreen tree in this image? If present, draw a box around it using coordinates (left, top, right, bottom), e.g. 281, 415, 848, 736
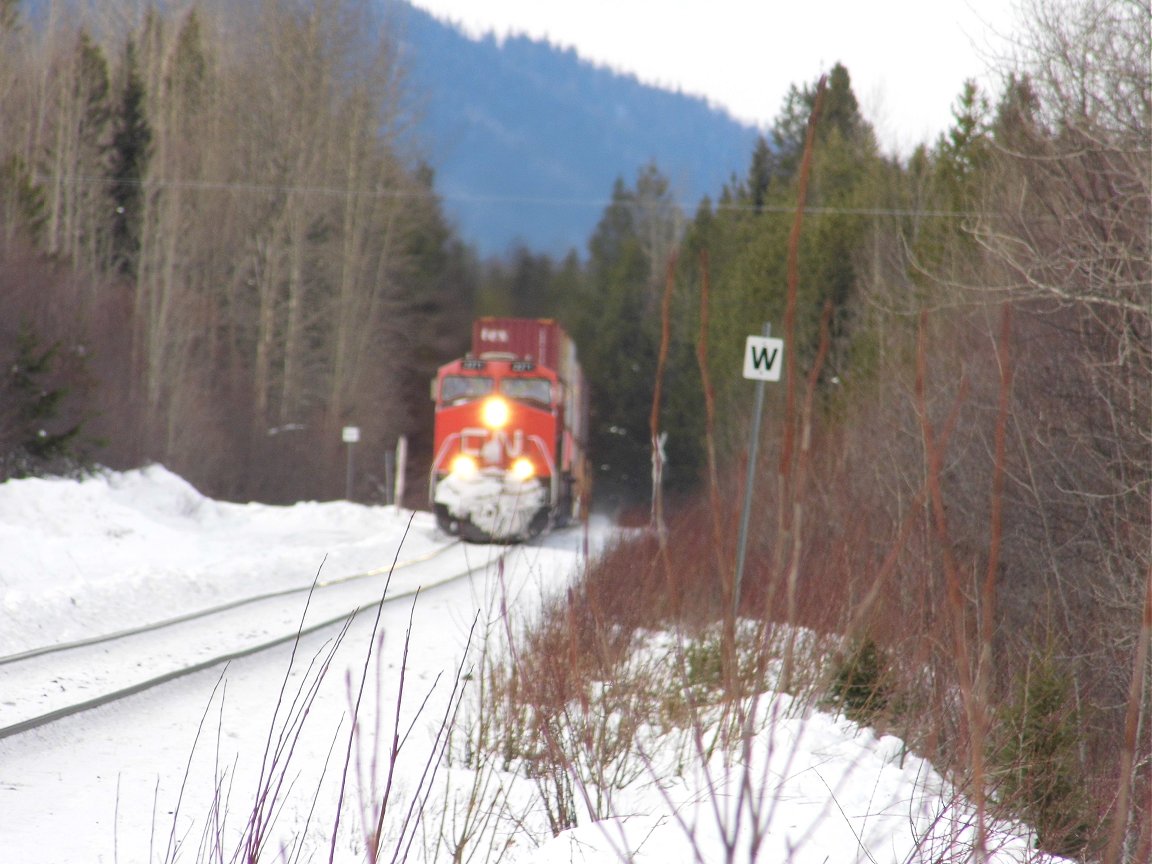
747, 136, 772, 213
770, 83, 811, 184
74, 30, 112, 163
576, 175, 653, 508
820, 63, 864, 145
937, 80, 992, 210
108, 37, 151, 277
573, 165, 704, 510
477, 246, 562, 318
768, 62, 869, 188
67, 31, 113, 268
907, 80, 995, 282
169, 11, 208, 114
0, 155, 47, 245
0, 326, 87, 480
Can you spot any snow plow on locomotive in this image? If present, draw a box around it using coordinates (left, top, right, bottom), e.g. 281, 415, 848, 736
429, 318, 589, 542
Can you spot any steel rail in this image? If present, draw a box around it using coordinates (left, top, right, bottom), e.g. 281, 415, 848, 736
0, 539, 460, 668
0, 546, 501, 741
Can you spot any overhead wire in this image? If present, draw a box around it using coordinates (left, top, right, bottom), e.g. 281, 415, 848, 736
30, 171, 994, 220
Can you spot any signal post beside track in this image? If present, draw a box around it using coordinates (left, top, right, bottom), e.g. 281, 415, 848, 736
734, 324, 784, 619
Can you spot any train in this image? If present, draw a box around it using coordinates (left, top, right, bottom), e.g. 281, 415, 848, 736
429, 317, 590, 542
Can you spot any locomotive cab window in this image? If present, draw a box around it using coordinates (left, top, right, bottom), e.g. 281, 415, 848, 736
441, 375, 494, 404
500, 377, 551, 405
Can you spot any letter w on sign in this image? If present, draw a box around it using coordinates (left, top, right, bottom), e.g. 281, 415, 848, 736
743, 335, 784, 381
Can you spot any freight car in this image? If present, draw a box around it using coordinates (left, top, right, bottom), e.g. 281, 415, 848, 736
429, 318, 589, 542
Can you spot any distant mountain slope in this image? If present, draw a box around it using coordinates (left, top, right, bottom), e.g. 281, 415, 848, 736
394, 2, 760, 258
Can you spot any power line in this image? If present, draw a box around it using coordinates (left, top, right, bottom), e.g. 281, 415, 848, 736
31, 171, 990, 219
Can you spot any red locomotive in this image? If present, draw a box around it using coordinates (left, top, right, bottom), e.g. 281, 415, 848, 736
429, 318, 589, 541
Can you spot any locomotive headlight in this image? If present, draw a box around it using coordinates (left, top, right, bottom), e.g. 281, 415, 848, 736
480, 396, 510, 430
449, 454, 478, 479
509, 457, 535, 481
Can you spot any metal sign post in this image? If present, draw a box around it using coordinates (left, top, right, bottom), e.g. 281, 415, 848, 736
734, 323, 781, 619
394, 435, 408, 509
342, 425, 360, 500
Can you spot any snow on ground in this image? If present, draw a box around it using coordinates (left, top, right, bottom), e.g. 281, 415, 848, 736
0, 465, 446, 655
0, 467, 1067, 863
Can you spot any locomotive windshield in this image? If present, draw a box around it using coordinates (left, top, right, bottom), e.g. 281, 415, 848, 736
500, 377, 552, 405
441, 375, 494, 403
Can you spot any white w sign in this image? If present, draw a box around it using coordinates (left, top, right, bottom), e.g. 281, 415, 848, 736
742, 335, 784, 381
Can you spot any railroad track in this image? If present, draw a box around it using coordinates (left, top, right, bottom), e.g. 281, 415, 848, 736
0, 538, 461, 668
0, 538, 509, 740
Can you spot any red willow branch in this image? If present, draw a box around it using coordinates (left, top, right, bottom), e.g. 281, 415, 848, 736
696, 249, 726, 578
772, 76, 825, 694
774, 74, 826, 590
698, 248, 742, 697
780, 299, 833, 687
916, 308, 995, 861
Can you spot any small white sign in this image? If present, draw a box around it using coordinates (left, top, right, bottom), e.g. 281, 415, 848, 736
342, 426, 361, 443
743, 335, 784, 381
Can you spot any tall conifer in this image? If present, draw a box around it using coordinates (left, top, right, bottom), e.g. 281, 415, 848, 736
108, 38, 151, 277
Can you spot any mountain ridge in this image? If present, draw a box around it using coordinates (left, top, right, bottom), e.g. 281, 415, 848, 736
393, 2, 761, 258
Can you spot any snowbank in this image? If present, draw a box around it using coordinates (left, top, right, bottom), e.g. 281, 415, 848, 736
0, 465, 432, 654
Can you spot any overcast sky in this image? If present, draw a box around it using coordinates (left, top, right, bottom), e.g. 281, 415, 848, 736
404, 0, 1021, 155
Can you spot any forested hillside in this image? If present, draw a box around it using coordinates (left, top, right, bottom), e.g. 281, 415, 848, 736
0, 0, 476, 502
395, 0, 759, 256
